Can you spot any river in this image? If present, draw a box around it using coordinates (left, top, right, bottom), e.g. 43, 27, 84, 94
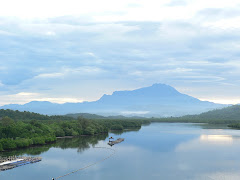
1, 123, 240, 180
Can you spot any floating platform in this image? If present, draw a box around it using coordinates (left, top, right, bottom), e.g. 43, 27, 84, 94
108, 138, 124, 146
0, 156, 42, 171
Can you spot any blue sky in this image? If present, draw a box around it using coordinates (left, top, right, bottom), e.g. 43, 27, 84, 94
0, 0, 240, 105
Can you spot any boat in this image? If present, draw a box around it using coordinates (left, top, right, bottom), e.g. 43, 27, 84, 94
108, 138, 124, 146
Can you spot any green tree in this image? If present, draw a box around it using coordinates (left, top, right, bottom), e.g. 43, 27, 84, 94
111, 124, 124, 130
0, 143, 3, 151
84, 127, 94, 135
0, 138, 17, 150
78, 116, 90, 129
55, 128, 65, 137
0, 116, 14, 127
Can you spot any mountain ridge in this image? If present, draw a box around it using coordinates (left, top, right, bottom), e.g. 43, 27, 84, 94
0, 83, 228, 116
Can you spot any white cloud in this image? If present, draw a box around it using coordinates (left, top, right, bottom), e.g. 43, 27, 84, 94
199, 98, 240, 105
0, 0, 238, 22
45, 31, 56, 36
0, 92, 83, 106
36, 73, 64, 78
14, 22, 139, 38
203, 17, 240, 29
33, 66, 106, 80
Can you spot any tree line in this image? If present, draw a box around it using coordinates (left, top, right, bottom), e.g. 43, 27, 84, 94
0, 110, 150, 151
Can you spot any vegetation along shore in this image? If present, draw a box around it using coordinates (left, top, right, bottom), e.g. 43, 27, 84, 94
0, 109, 150, 151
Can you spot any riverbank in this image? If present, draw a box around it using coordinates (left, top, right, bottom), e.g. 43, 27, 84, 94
0, 117, 148, 152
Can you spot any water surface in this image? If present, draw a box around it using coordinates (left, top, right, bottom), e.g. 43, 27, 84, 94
1, 123, 240, 180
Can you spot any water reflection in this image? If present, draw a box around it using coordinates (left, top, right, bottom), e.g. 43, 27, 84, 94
1, 123, 240, 180
0, 133, 108, 157
200, 135, 233, 144
55, 133, 108, 153
110, 127, 141, 135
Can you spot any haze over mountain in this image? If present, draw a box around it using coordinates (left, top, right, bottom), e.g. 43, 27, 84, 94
0, 84, 227, 117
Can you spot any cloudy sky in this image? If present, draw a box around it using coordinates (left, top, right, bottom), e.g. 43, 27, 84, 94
0, 0, 240, 105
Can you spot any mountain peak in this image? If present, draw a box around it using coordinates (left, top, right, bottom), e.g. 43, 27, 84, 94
152, 83, 176, 89
150, 83, 177, 90
138, 83, 179, 96
151, 83, 169, 87
98, 83, 184, 105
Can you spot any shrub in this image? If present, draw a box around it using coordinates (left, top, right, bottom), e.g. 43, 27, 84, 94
111, 125, 124, 130
15, 138, 31, 148
55, 128, 65, 137
84, 127, 95, 135
32, 137, 45, 145
0, 138, 17, 150
0, 143, 3, 151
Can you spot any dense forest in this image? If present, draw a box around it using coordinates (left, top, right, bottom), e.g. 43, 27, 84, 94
0, 109, 150, 151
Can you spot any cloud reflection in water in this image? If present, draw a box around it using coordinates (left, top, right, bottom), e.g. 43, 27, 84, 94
200, 135, 233, 144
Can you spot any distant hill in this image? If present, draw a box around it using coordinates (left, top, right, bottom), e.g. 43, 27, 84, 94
0, 109, 73, 121
151, 105, 240, 124
183, 105, 240, 121
66, 113, 146, 119
66, 113, 106, 119
0, 83, 227, 116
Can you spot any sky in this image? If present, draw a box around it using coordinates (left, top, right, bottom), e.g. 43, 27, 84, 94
0, 0, 240, 105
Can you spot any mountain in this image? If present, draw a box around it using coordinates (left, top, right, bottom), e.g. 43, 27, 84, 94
0, 83, 228, 116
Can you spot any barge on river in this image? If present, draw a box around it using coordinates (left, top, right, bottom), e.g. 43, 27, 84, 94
108, 138, 124, 146
0, 156, 42, 171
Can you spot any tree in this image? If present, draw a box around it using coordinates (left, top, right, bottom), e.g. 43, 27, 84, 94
55, 128, 65, 137
84, 127, 94, 135
78, 116, 90, 129
0, 116, 14, 127
0, 138, 17, 150
0, 143, 3, 151
111, 124, 124, 130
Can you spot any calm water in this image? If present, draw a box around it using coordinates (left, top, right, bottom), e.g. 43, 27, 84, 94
1, 123, 240, 180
